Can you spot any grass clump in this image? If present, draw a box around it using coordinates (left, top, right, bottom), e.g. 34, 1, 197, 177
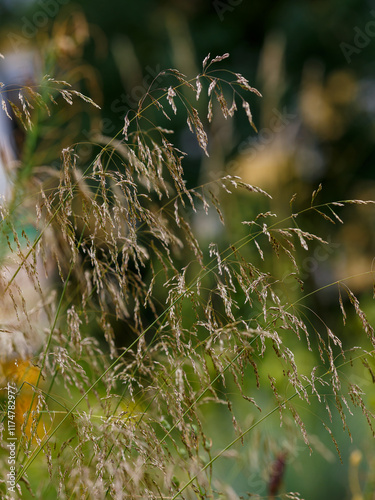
0, 51, 374, 499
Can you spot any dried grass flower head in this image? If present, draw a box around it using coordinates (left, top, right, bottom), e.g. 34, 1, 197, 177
0, 52, 374, 500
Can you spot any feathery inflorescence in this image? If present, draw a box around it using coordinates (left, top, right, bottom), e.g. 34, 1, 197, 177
0, 53, 374, 499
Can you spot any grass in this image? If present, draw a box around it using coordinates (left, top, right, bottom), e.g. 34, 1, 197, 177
0, 51, 374, 499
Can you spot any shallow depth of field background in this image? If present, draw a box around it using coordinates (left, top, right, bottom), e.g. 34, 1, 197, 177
0, 0, 374, 498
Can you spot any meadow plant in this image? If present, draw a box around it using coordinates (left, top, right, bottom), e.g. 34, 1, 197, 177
0, 51, 374, 499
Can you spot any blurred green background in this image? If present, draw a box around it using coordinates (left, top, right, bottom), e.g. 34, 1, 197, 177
0, 0, 374, 498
